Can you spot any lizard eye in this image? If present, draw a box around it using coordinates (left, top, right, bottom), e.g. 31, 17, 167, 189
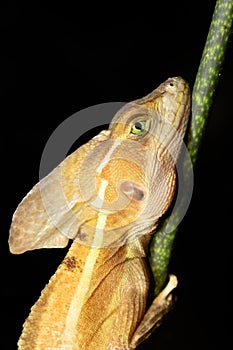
130, 120, 147, 135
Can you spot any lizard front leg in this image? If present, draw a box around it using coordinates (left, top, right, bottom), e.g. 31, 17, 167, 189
130, 275, 178, 349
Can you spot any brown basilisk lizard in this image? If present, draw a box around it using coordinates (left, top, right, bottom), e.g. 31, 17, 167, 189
9, 77, 190, 349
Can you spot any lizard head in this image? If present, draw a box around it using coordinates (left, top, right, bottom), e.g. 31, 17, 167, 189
98, 77, 191, 246
9, 77, 190, 254
73, 77, 190, 247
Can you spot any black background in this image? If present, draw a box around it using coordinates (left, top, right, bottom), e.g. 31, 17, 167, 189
1, 1, 233, 349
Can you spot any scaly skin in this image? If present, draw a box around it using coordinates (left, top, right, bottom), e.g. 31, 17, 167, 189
9, 77, 190, 349
19, 239, 151, 349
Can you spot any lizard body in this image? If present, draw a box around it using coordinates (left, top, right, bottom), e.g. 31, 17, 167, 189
9, 77, 190, 349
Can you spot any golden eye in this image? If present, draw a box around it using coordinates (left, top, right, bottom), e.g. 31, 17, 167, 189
130, 121, 147, 135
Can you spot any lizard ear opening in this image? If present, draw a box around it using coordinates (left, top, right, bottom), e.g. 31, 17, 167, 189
120, 181, 146, 202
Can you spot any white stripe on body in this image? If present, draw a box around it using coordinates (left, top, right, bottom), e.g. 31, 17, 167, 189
91, 139, 122, 212
96, 139, 121, 174
60, 179, 108, 348
61, 139, 123, 348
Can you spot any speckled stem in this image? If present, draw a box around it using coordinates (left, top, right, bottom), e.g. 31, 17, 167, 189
188, 0, 233, 165
150, 0, 233, 296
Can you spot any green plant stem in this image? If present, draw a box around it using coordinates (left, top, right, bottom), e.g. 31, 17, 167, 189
188, 0, 233, 165
150, 0, 233, 296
